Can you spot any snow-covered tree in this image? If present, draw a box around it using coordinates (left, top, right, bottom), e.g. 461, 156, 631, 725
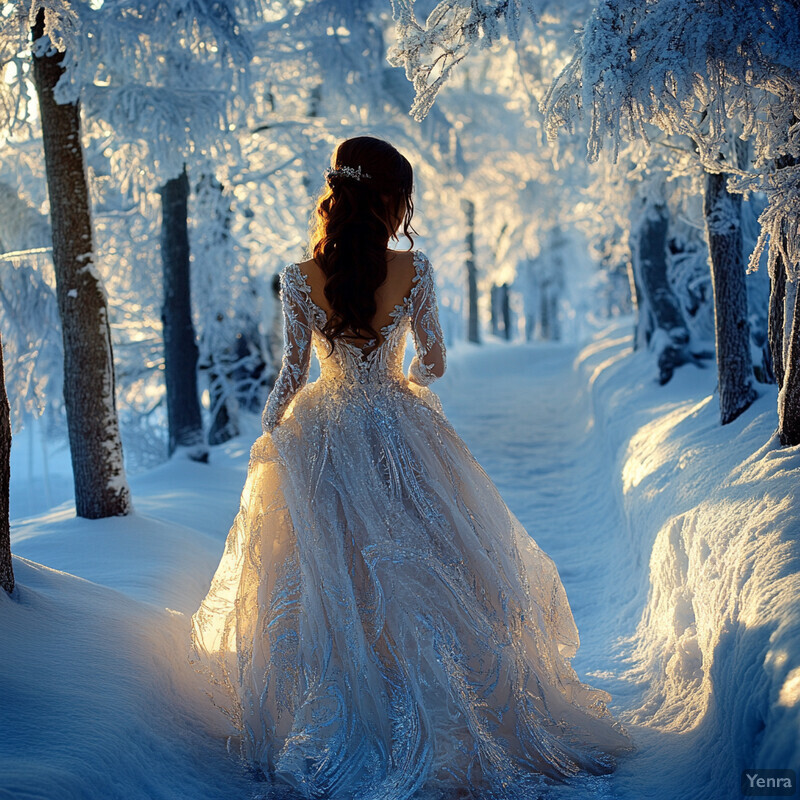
462, 198, 480, 342
28, 8, 132, 517
704, 153, 758, 422
84, 0, 255, 461
390, 0, 634, 344
534, 227, 567, 341
158, 168, 206, 460
3, 0, 261, 469
191, 172, 268, 443
542, 0, 799, 432
389, 0, 795, 427
630, 178, 698, 384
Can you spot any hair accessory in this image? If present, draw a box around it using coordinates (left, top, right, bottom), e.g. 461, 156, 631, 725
324, 165, 371, 183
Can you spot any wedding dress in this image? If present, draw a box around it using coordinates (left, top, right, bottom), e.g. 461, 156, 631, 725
189, 251, 634, 799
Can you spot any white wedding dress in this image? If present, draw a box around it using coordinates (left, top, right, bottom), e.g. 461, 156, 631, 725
189, 251, 634, 799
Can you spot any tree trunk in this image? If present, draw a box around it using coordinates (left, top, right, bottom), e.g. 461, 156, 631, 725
634, 201, 690, 384
31, 11, 132, 518
770, 151, 798, 393
463, 199, 480, 343
490, 285, 500, 336
194, 174, 239, 446
627, 254, 650, 351
549, 291, 560, 341
501, 283, 511, 341
768, 243, 787, 389
783, 274, 796, 378
704, 170, 757, 425
0, 332, 13, 595
524, 313, 534, 342
779, 271, 800, 445
159, 167, 207, 461
539, 282, 550, 340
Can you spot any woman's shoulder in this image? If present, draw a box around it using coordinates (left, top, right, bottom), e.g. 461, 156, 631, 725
388, 249, 432, 276
281, 258, 314, 277
410, 250, 434, 289
295, 257, 317, 273
278, 260, 313, 297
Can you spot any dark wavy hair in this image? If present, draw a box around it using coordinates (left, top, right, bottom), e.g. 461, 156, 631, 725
310, 136, 415, 353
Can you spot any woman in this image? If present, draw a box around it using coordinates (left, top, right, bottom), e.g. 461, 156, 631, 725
189, 136, 635, 799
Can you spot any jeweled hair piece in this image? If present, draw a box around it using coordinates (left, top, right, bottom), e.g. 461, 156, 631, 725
324, 165, 371, 183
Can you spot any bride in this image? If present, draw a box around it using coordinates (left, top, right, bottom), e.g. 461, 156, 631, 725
189, 136, 634, 799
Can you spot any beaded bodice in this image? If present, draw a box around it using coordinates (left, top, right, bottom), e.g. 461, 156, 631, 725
261, 250, 446, 433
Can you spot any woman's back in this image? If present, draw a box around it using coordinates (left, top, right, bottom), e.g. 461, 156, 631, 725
260, 249, 446, 432
297, 250, 419, 353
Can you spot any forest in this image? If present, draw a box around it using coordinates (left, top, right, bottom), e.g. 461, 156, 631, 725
1, 2, 799, 799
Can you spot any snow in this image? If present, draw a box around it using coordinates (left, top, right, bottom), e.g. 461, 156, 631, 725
574, 320, 800, 798
4, 324, 799, 799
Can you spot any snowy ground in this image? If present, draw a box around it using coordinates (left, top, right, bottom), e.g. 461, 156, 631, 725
3, 319, 798, 799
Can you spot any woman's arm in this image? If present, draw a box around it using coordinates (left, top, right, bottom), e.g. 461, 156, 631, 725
408, 252, 447, 386
261, 266, 313, 433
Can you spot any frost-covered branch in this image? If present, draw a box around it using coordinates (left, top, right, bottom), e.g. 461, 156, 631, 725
388, 0, 538, 120
543, 0, 800, 168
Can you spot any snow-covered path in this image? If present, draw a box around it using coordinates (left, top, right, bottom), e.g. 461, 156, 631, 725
436, 341, 650, 798
436, 340, 641, 662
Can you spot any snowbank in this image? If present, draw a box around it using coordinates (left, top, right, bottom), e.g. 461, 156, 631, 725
577, 319, 800, 799
1, 451, 259, 800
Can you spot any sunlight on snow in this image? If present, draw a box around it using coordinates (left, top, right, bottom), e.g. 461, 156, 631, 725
587, 344, 633, 388
779, 667, 800, 707
622, 396, 713, 493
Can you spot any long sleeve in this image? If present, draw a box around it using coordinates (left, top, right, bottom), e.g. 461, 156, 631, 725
261, 265, 313, 434
408, 252, 447, 386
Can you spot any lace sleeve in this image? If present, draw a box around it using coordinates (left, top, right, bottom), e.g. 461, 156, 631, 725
261, 264, 313, 434
408, 251, 447, 386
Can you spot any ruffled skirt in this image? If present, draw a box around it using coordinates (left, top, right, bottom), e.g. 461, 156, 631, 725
189, 379, 634, 799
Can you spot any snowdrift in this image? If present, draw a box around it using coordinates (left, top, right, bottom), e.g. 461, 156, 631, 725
578, 320, 800, 800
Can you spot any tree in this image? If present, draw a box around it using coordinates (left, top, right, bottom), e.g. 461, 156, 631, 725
462, 198, 480, 343
0, 331, 13, 595
757, 155, 799, 444
769, 242, 787, 391
541, 0, 800, 433
31, 10, 132, 517
159, 167, 207, 461
1, 0, 254, 502
391, 0, 799, 433
704, 168, 757, 423
632, 194, 693, 384
389, 0, 539, 121
490, 283, 511, 340
192, 172, 254, 446
85, 0, 255, 460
